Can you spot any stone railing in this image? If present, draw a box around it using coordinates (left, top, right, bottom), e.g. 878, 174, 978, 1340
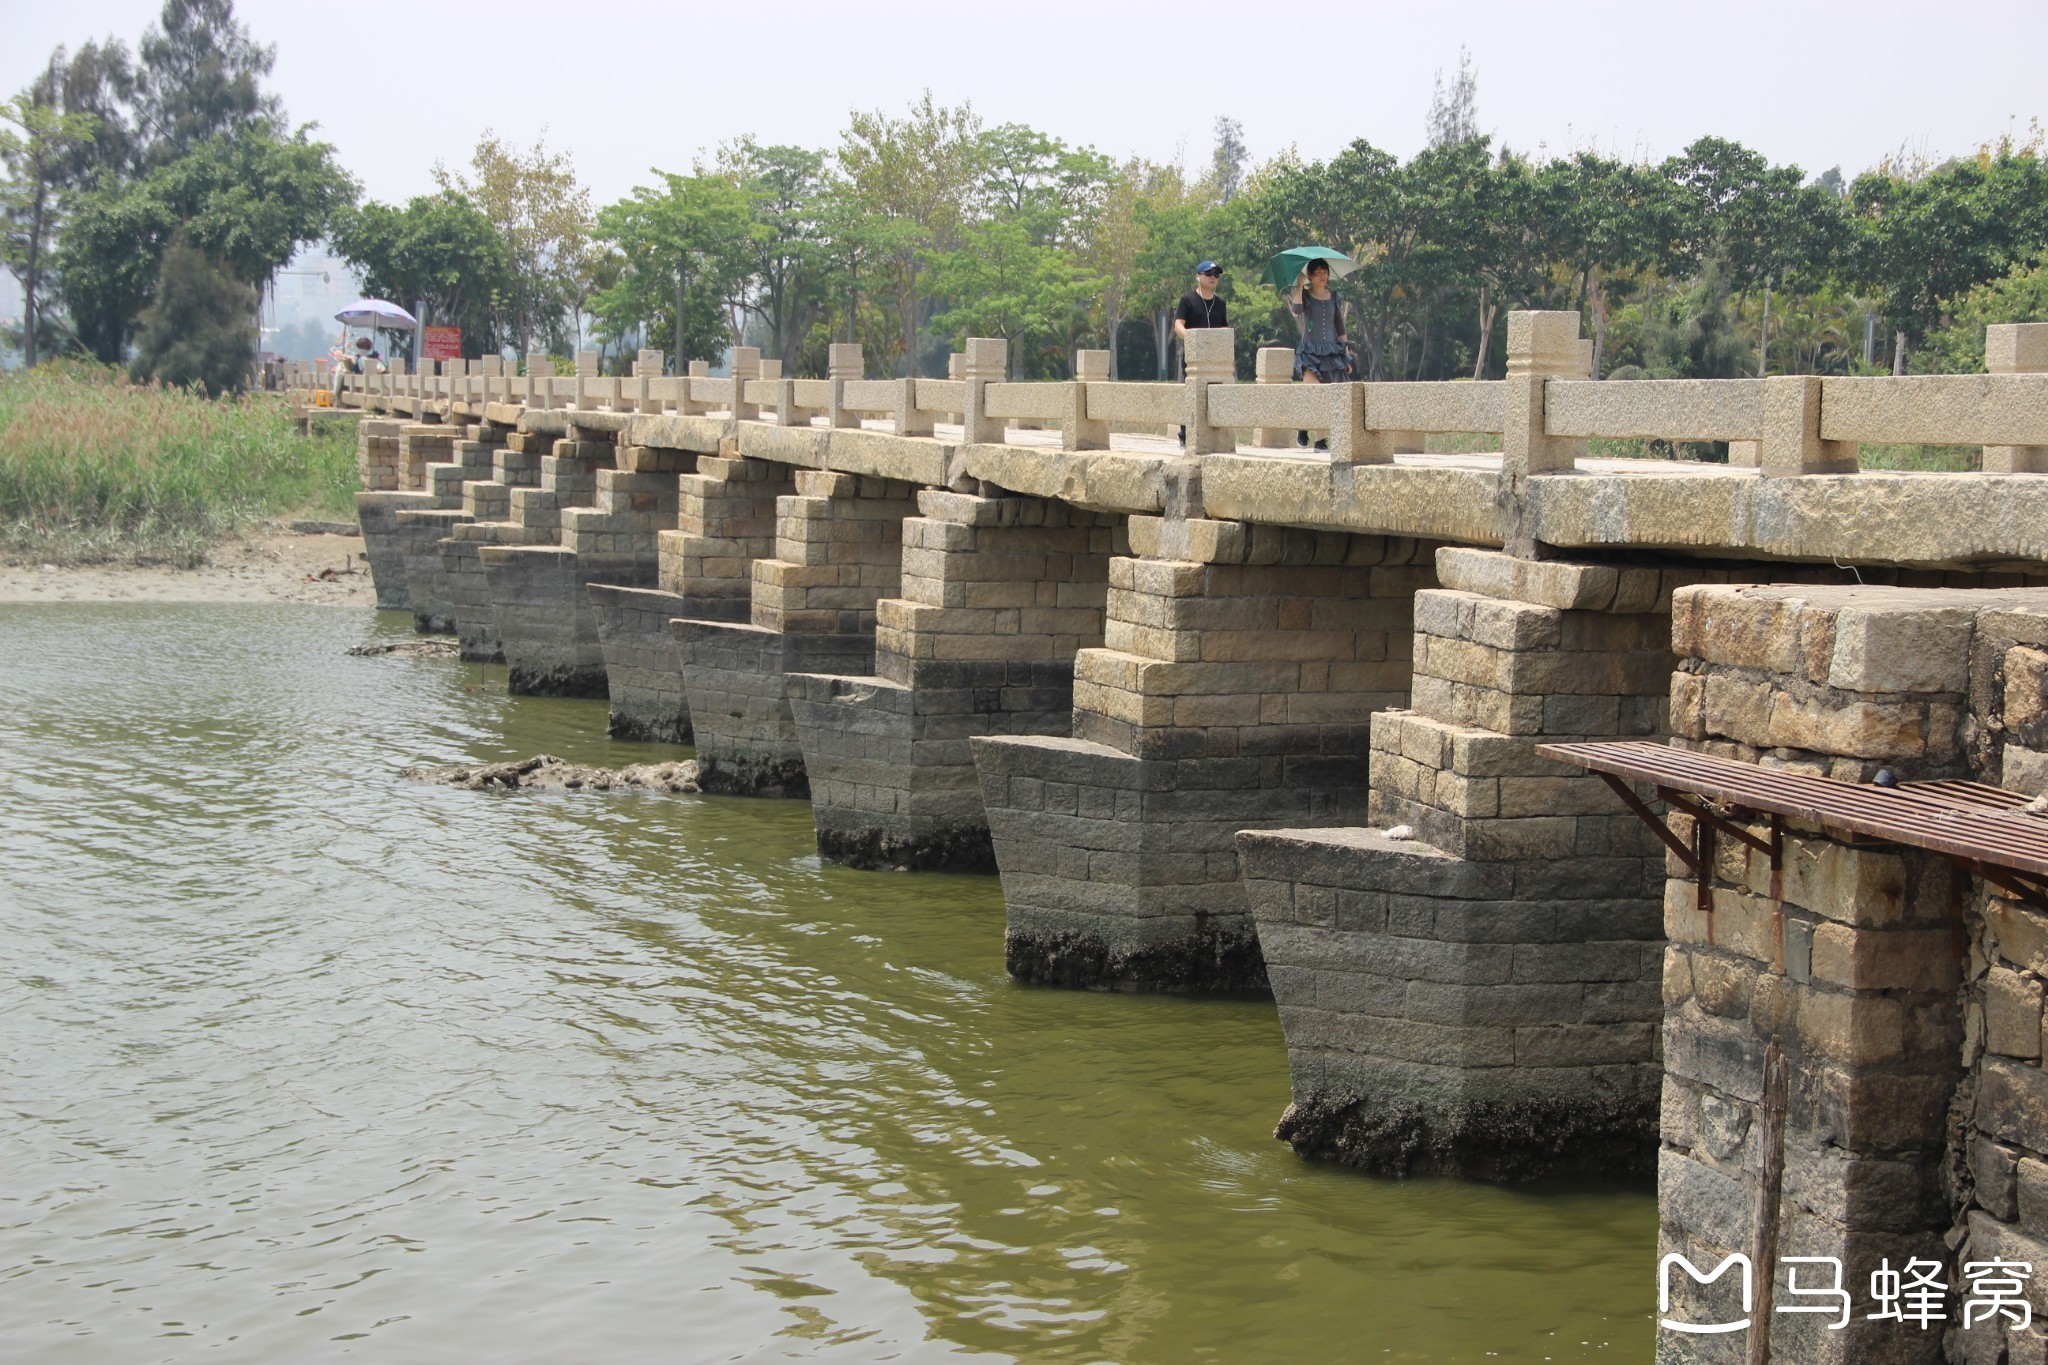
311, 318, 2048, 476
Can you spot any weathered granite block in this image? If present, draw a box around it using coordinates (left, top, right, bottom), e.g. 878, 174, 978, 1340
355, 490, 426, 610
590, 584, 692, 743
396, 508, 472, 634
975, 522, 1434, 990
674, 620, 872, 797
1237, 825, 1662, 1181
974, 733, 1374, 991
787, 492, 1120, 871
479, 546, 656, 697
789, 658, 1078, 871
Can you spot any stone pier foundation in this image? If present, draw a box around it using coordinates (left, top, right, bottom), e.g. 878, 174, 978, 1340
483, 443, 677, 697
355, 420, 456, 611
787, 490, 1120, 871
974, 517, 1434, 991
1238, 549, 1687, 1178
399, 429, 503, 634
680, 469, 916, 797
589, 585, 694, 743
441, 433, 548, 662
1655, 584, 1982, 1365
356, 419, 403, 491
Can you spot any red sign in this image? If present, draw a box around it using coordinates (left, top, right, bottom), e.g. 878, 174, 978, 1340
422, 326, 462, 362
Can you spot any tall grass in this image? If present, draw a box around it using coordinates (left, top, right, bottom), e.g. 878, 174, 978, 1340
0, 363, 359, 565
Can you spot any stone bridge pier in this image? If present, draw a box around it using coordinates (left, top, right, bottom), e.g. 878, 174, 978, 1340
1237, 549, 1693, 1179
677, 467, 917, 797
785, 489, 1122, 871
591, 435, 777, 745
399, 427, 506, 635
973, 514, 1436, 991
355, 421, 458, 615
480, 435, 682, 697
441, 430, 549, 662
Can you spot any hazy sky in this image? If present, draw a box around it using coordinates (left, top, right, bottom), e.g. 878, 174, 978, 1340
3, 0, 2045, 206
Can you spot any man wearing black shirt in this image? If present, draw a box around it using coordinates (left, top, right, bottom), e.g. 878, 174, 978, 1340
1173, 260, 1227, 445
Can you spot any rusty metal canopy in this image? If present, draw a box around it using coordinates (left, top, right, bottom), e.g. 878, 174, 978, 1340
1537, 740, 2048, 905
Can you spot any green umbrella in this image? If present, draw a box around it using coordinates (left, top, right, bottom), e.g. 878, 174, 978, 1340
1261, 245, 1359, 292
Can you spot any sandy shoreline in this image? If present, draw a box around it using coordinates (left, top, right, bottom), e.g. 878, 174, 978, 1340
0, 528, 377, 606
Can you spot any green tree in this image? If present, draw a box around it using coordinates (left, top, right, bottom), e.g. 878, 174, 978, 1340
54, 174, 173, 361
129, 232, 255, 392
590, 170, 753, 365
1917, 253, 2048, 373
838, 92, 979, 375
436, 131, 593, 355
332, 191, 511, 357
1081, 159, 1149, 378
0, 94, 100, 365
716, 139, 831, 364
154, 127, 354, 285
1852, 148, 2048, 367
133, 0, 280, 165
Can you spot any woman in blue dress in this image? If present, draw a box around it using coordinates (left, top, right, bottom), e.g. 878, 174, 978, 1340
1288, 259, 1352, 449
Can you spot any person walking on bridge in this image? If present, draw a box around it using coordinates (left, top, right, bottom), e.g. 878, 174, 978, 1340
1288, 258, 1352, 449
1173, 261, 1228, 446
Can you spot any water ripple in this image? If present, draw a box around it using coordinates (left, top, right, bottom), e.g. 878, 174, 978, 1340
0, 603, 1653, 1362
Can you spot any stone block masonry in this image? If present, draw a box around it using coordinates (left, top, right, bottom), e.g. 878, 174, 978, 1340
355, 491, 417, 611
659, 453, 794, 624
589, 585, 693, 743
355, 419, 460, 612
787, 489, 1122, 871
974, 518, 1438, 991
1655, 583, 2048, 1365
440, 433, 548, 662
399, 430, 503, 635
679, 468, 917, 797
482, 442, 679, 698
1237, 550, 1693, 1180
356, 419, 403, 492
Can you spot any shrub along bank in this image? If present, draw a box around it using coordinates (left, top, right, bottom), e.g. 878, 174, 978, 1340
0, 363, 357, 565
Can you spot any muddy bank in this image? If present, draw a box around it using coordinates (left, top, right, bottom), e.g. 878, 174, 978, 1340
0, 526, 372, 606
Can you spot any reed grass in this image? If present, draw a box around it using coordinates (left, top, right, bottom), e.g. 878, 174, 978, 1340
0, 363, 359, 565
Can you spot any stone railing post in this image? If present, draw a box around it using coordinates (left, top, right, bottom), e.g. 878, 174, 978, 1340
575, 350, 599, 378
946, 353, 965, 423
1252, 347, 1293, 449
1503, 310, 1582, 477
729, 347, 762, 421
1760, 374, 1857, 476
827, 343, 863, 429
1984, 322, 2048, 473
1181, 328, 1236, 454
1063, 349, 1111, 451
895, 356, 934, 438
1499, 310, 1584, 556
960, 337, 1009, 445
680, 358, 713, 417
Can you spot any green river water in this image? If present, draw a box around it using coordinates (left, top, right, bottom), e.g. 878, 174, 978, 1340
0, 603, 1655, 1362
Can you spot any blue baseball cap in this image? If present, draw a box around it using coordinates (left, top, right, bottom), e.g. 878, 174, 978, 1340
1195, 260, 1221, 276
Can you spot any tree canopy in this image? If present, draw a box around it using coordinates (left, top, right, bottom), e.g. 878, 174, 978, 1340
6, 29, 2048, 388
